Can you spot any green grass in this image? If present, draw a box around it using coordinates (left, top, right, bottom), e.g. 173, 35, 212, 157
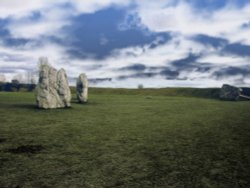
71, 87, 221, 99
0, 89, 250, 188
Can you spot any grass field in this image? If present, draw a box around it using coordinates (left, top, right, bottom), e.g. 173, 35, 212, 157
0, 89, 250, 188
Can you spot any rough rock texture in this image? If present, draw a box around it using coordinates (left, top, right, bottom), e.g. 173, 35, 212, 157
36, 57, 71, 109
76, 73, 88, 103
57, 68, 71, 107
220, 84, 242, 101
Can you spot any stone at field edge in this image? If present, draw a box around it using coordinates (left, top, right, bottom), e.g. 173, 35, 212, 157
76, 73, 88, 103
219, 84, 242, 101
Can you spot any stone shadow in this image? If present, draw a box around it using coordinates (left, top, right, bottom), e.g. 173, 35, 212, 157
0, 138, 6, 143
11, 104, 38, 110
6, 145, 45, 154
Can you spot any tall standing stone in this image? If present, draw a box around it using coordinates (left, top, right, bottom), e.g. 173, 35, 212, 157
57, 68, 71, 107
36, 57, 71, 109
76, 73, 88, 103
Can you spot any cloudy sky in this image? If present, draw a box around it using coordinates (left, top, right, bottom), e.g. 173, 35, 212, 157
0, 0, 250, 88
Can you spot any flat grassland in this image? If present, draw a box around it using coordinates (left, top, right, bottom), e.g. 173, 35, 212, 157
0, 89, 250, 188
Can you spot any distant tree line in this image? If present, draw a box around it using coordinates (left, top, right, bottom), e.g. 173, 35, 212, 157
0, 72, 37, 92
0, 81, 36, 92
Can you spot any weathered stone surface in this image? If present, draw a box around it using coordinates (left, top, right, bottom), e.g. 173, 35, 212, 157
220, 84, 242, 101
76, 73, 88, 103
57, 68, 71, 107
36, 57, 71, 109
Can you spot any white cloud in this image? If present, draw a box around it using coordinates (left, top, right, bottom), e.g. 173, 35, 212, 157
71, 0, 131, 14
0, 0, 61, 19
1, 34, 249, 87
0, 0, 131, 19
5, 3, 73, 39
0, 40, 68, 82
135, 1, 250, 44
7, 20, 68, 39
0, 0, 131, 39
0, 74, 6, 82
1, 0, 249, 43
0, 0, 135, 41
89, 77, 233, 89
0, 0, 250, 87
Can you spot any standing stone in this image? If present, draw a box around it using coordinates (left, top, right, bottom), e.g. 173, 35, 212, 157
57, 68, 71, 107
219, 84, 242, 101
36, 57, 71, 109
76, 73, 88, 103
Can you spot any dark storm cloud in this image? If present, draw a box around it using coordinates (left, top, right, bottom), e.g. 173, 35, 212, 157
223, 43, 250, 57
171, 53, 200, 68
0, 18, 31, 47
3, 38, 31, 47
89, 78, 112, 84
117, 68, 185, 81
192, 34, 228, 48
160, 69, 180, 80
116, 53, 217, 81
117, 72, 157, 80
193, 34, 250, 57
60, 7, 171, 60
117, 63, 180, 80
242, 21, 250, 28
213, 66, 250, 78
119, 64, 146, 72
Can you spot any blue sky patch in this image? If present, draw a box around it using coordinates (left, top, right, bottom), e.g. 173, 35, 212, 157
60, 7, 171, 59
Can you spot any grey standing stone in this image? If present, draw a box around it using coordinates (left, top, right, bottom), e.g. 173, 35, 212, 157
36, 57, 71, 109
76, 73, 88, 103
219, 84, 242, 101
57, 68, 71, 107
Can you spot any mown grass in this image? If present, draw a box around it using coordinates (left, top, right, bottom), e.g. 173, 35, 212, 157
0, 89, 250, 188
71, 87, 221, 99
